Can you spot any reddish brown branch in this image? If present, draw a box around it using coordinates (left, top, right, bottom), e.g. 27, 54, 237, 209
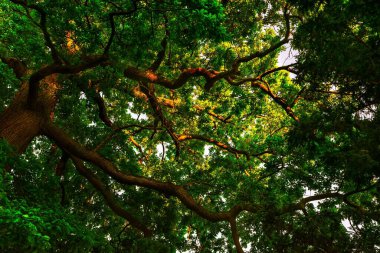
253, 80, 299, 122
139, 84, 181, 157
124, 67, 222, 90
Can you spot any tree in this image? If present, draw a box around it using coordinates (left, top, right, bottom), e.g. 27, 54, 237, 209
0, 0, 379, 252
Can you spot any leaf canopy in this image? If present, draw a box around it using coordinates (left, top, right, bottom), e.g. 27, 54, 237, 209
0, 0, 379, 252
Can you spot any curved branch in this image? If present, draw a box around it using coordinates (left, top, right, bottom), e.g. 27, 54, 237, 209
225, 64, 297, 87
298, 192, 342, 208
256, 64, 297, 80
27, 55, 108, 106
124, 66, 222, 90
194, 105, 233, 123
71, 156, 152, 237
342, 196, 366, 214
93, 91, 114, 128
226, 77, 299, 122
231, 6, 291, 72
41, 121, 262, 223
252, 80, 299, 122
177, 134, 251, 160
80, 82, 149, 156
104, 0, 138, 54
131, 86, 235, 124
42, 122, 370, 251
280, 190, 375, 215
0, 57, 27, 79
123, 5, 291, 90
94, 124, 158, 152
139, 84, 181, 157
125, 64, 299, 121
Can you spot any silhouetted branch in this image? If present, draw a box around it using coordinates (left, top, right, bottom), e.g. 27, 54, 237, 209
104, 0, 138, 54
10, 0, 62, 63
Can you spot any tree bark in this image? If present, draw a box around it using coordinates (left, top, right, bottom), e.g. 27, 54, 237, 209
0, 75, 59, 153
0, 106, 42, 153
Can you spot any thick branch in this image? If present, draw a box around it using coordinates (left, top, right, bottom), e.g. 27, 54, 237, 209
124, 67, 222, 90
71, 156, 152, 237
42, 122, 373, 250
27, 55, 108, 106
229, 218, 244, 253
42, 121, 262, 223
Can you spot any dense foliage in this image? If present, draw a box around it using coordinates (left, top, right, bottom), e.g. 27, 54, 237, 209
0, 0, 379, 252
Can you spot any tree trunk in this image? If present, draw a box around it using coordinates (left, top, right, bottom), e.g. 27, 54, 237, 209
0, 106, 42, 153
0, 75, 59, 153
